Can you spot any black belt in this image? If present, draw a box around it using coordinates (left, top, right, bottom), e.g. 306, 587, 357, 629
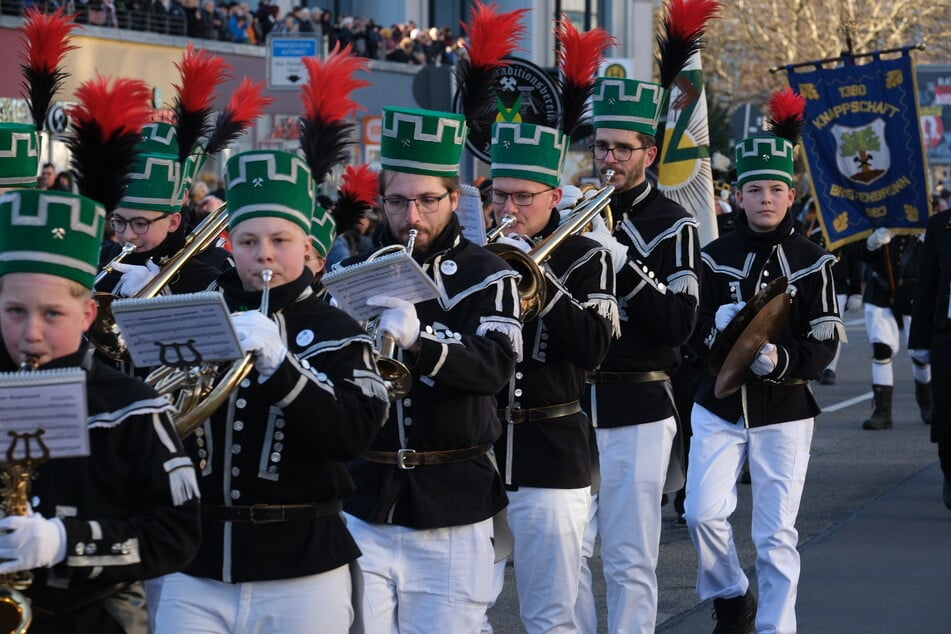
362, 443, 491, 470
498, 400, 582, 424
585, 370, 670, 384
202, 501, 342, 525
753, 377, 807, 386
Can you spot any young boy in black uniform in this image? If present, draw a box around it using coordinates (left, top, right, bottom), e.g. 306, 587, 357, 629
0, 188, 201, 633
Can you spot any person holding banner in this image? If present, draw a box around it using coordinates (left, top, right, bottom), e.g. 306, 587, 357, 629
487, 121, 618, 633
338, 106, 521, 632
683, 89, 843, 634
153, 149, 389, 633
857, 227, 933, 429
908, 207, 951, 508
0, 186, 202, 633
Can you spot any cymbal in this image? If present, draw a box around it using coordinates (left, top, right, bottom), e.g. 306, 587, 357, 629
706, 276, 791, 399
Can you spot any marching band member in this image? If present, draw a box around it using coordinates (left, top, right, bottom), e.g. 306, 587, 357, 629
683, 89, 842, 634
96, 46, 270, 299
339, 106, 521, 632
574, 75, 702, 634
487, 121, 617, 633
908, 206, 951, 508
0, 186, 201, 632
857, 226, 932, 429
153, 149, 389, 633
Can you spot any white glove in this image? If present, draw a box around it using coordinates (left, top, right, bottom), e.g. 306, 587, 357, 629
494, 233, 533, 253
909, 349, 931, 365
715, 301, 746, 331
231, 311, 287, 380
367, 295, 420, 350
846, 294, 863, 312
750, 342, 777, 376
0, 515, 66, 573
111, 259, 160, 297
866, 227, 893, 251
557, 185, 583, 211
582, 214, 627, 273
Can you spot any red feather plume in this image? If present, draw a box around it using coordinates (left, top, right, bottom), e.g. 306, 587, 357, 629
173, 44, 230, 115
68, 75, 153, 139
456, 2, 529, 135
461, 1, 528, 70
335, 164, 379, 232
299, 44, 369, 184
66, 75, 153, 212
556, 16, 616, 136
18, 8, 78, 131
657, 0, 721, 89
300, 43, 370, 124
767, 87, 806, 144
204, 78, 272, 156
173, 44, 231, 161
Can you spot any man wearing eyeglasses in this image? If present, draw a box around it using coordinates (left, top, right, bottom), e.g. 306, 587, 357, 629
485, 121, 618, 633
574, 77, 701, 634
96, 125, 230, 299
337, 107, 522, 632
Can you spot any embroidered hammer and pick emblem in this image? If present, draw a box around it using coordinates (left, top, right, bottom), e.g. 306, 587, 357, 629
252, 177, 265, 188
51, 227, 66, 239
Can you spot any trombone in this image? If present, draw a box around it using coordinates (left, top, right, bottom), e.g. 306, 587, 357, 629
485, 171, 615, 321
90, 204, 230, 361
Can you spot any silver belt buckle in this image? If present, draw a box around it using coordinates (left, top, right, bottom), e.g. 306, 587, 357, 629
397, 448, 416, 470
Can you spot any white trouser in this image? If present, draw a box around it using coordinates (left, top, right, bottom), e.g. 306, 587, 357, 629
506, 486, 590, 633
575, 418, 677, 634
865, 304, 913, 385
346, 513, 495, 634
684, 404, 813, 634
154, 566, 353, 634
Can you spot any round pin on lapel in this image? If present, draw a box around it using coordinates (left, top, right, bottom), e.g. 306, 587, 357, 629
296, 329, 315, 346
440, 260, 457, 275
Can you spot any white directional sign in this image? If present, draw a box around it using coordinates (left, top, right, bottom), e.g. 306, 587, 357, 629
267, 35, 319, 91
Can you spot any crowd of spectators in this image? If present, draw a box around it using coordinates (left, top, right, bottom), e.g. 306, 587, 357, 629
4, 0, 467, 65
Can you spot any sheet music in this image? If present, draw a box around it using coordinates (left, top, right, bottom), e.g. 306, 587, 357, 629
0, 368, 89, 460
323, 249, 440, 321
111, 292, 243, 368
457, 184, 487, 246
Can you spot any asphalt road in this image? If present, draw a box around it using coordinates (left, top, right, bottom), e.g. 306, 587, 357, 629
487, 315, 948, 633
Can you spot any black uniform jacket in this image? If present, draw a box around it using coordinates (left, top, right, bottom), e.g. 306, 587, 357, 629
858, 232, 923, 316
585, 182, 701, 427
908, 210, 951, 444
495, 212, 616, 489
342, 215, 521, 530
690, 211, 842, 427
1, 347, 202, 616
183, 269, 389, 583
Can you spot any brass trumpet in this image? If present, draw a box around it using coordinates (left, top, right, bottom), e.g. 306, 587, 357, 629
485, 214, 516, 243
486, 174, 615, 322
154, 269, 272, 438
364, 230, 416, 402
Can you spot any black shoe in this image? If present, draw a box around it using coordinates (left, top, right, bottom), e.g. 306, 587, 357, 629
712, 589, 756, 634
943, 479, 951, 511
819, 369, 836, 385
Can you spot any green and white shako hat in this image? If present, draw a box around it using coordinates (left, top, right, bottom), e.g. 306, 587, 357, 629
310, 203, 337, 257
224, 149, 314, 234
119, 152, 182, 215
380, 107, 468, 177
0, 123, 39, 188
591, 78, 665, 137
490, 122, 568, 189
121, 122, 192, 213
0, 189, 105, 288
734, 135, 795, 187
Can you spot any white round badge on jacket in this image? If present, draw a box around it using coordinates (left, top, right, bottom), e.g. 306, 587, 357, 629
296, 329, 315, 347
